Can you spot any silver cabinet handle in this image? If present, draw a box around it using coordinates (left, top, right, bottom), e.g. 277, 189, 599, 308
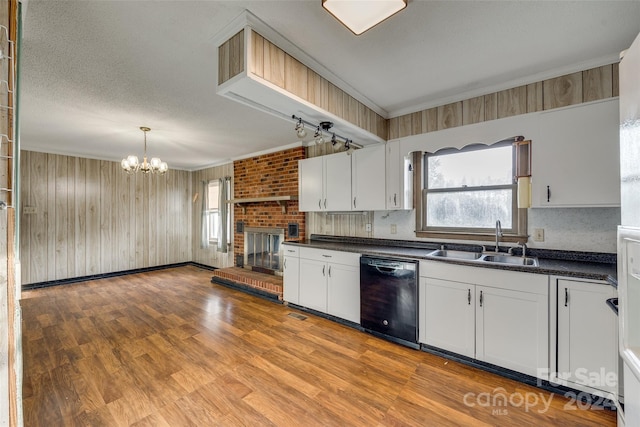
467, 289, 471, 305
284, 259, 287, 269
322, 265, 326, 276
565, 288, 569, 307
479, 290, 483, 307
318, 199, 322, 209
328, 266, 331, 277
394, 193, 397, 206
324, 199, 327, 209
353, 197, 356, 209
547, 185, 551, 203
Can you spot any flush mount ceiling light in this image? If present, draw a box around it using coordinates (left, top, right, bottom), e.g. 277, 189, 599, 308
121, 127, 168, 175
322, 0, 407, 35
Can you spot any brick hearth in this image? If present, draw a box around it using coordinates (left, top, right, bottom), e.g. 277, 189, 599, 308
211, 267, 283, 300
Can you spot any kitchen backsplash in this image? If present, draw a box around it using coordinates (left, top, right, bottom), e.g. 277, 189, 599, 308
306, 207, 620, 254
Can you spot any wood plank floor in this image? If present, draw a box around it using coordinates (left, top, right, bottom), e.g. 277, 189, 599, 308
21, 265, 616, 426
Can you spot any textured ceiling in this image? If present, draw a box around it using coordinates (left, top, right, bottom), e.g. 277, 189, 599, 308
20, 1, 640, 170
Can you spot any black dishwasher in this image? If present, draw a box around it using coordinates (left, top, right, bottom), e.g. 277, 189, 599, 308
360, 256, 418, 346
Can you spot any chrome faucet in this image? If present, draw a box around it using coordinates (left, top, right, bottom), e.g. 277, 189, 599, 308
519, 241, 527, 257
495, 220, 503, 252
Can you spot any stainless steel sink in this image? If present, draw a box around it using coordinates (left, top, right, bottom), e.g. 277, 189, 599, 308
427, 250, 482, 260
481, 254, 539, 266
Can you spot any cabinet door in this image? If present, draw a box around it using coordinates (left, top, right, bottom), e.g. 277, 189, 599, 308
298, 156, 324, 212
283, 255, 300, 304
299, 258, 328, 312
420, 277, 475, 358
557, 279, 617, 397
476, 286, 548, 377
351, 144, 386, 211
533, 98, 620, 207
385, 140, 401, 210
324, 152, 352, 211
327, 262, 360, 323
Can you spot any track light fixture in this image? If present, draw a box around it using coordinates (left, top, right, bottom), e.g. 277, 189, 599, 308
294, 118, 307, 138
291, 114, 362, 151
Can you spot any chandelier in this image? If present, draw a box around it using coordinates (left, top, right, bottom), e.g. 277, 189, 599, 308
121, 127, 168, 175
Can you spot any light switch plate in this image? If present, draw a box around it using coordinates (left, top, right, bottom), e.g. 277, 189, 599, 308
365, 223, 372, 232
390, 224, 397, 234
534, 228, 544, 242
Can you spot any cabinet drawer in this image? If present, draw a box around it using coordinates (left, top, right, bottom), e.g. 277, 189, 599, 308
299, 246, 360, 265
282, 244, 300, 257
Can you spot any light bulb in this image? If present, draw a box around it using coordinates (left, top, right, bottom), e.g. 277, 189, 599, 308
127, 155, 139, 167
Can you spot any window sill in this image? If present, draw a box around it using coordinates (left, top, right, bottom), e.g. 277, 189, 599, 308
416, 230, 529, 244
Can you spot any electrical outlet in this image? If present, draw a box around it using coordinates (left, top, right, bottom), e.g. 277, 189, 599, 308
391, 224, 397, 234
534, 228, 544, 242
23, 206, 37, 214
365, 223, 372, 232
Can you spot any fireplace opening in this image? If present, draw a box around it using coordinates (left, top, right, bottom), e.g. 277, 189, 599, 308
243, 227, 285, 275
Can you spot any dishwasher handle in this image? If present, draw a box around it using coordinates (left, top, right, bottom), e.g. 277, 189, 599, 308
365, 260, 405, 274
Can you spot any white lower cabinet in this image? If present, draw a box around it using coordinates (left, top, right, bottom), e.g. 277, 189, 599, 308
282, 245, 300, 304
554, 278, 618, 399
421, 277, 475, 358
297, 247, 361, 323
476, 285, 548, 377
299, 258, 328, 312
419, 260, 549, 379
327, 262, 360, 323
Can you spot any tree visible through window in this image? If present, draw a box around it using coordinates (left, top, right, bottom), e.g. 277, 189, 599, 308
424, 143, 516, 232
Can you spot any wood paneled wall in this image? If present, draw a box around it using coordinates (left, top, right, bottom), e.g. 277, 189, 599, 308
190, 163, 235, 269
388, 64, 619, 139
2, 1, 19, 425
218, 30, 245, 85
19, 151, 191, 285
247, 30, 387, 140
305, 143, 373, 238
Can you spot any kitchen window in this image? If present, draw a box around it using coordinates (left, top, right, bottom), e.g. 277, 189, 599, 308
416, 141, 528, 242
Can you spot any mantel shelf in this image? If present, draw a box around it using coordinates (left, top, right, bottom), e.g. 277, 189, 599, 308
227, 195, 298, 214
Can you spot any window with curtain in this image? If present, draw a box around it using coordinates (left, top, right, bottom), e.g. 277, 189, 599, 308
206, 180, 221, 243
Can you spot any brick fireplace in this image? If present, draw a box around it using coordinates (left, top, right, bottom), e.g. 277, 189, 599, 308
210, 147, 305, 299
233, 146, 306, 260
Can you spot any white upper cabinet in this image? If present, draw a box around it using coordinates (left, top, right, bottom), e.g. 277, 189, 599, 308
351, 144, 386, 211
386, 140, 401, 210
298, 156, 324, 212
532, 98, 620, 207
325, 152, 353, 211
299, 152, 352, 212
385, 140, 414, 210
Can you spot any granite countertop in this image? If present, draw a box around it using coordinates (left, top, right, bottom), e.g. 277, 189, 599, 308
284, 235, 618, 287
